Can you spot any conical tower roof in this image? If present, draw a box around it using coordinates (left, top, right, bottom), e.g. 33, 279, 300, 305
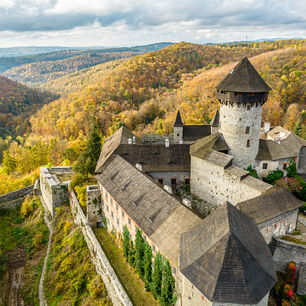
180, 202, 277, 304
174, 109, 184, 127
216, 57, 271, 93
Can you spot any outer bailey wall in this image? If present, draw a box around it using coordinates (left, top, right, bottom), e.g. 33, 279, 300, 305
190, 156, 271, 206
219, 103, 262, 169
0, 185, 33, 207
87, 185, 102, 227
69, 188, 132, 306
258, 209, 299, 244
271, 236, 306, 273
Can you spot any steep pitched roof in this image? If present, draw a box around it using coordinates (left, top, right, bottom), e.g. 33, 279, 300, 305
211, 109, 220, 127
95, 126, 141, 173
238, 186, 302, 224
183, 125, 211, 141
190, 133, 229, 159
180, 202, 277, 304
216, 57, 271, 93
174, 109, 184, 127
256, 139, 297, 161
115, 144, 190, 172
96, 154, 201, 265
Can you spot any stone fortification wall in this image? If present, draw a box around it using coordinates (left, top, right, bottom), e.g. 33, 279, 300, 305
86, 185, 102, 227
40, 167, 69, 217
190, 155, 271, 206
271, 236, 306, 273
69, 188, 132, 306
219, 102, 262, 168
0, 185, 33, 209
259, 209, 299, 244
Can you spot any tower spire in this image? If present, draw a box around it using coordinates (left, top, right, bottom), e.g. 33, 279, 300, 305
174, 109, 184, 127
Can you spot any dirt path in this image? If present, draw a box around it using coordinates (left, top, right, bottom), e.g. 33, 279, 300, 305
38, 195, 53, 306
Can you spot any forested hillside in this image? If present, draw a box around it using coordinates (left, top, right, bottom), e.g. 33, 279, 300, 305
0, 76, 57, 138
0, 40, 304, 194
0, 42, 172, 73
3, 52, 138, 87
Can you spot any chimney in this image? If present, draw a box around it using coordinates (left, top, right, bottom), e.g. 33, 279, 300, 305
132, 136, 136, 144
128, 138, 132, 144
165, 138, 170, 148
264, 122, 270, 133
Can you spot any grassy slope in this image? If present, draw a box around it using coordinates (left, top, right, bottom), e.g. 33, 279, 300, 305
44, 205, 112, 306
94, 227, 158, 306
0, 196, 49, 305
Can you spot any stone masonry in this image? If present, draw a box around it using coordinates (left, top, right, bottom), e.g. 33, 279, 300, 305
86, 185, 102, 227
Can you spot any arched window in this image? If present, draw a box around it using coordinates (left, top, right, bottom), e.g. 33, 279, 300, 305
246, 139, 250, 147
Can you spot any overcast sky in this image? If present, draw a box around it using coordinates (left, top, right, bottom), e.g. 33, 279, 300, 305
0, 0, 305, 47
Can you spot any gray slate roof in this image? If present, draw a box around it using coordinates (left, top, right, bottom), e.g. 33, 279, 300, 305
256, 139, 297, 161
174, 109, 184, 127
238, 186, 302, 224
115, 144, 190, 172
95, 126, 141, 173
180, 202, 277, 304
96, 154, 201, 265
183, 125, 211, 142
216, 57, 271, 93
211, 109, 220, 127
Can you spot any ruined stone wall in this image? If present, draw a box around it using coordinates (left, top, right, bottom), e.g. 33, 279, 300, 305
69, 188, 132, 306
271, 236, 306, 273
255, 159, 288, 179
219, 102, 262, 169
86, 185, 102, 227
258, 209, 299, 244
297, 146, 306, 175
148, 171, 190, 189
40, 167, 69, 216
0, 185, 33, 208
190, 156, 271, 206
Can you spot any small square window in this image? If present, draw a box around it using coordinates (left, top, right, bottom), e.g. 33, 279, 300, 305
171, 178, 176, 185
117, 218, 119, 225
111, 211, 114, 218
122, 211, 124, 218
106, 205, 109, 212
245, 126, 250, 134
177, 133, 180, 136
110, 198, 113, 205
158, 178, 163, 184
116, 204, 118, 211
128, 218, 131, 225
283, 163, 287, 170
263, 163, 268, 169
185, 178, 190, 185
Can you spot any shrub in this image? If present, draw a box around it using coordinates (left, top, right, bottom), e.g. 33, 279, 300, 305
245, 165, 259, 179
286, 159, 297, 178
69, 173, 86, 191
264, 169, 284, 185
20, 196, 39, 218
33, 232, 44, 249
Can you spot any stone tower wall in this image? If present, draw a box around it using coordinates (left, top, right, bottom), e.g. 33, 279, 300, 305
173, 126, 183, 143
219, 102, 262, 168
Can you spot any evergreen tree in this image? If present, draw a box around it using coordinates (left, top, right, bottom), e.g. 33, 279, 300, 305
123, 226, 130, 259
287, 159, 297, 178
152, 252, 163, 299
75, 123, 101, 177
144, 242, 153, 291
293, 119, 302, 137
128, 241, 136, 268
135, 229, 145, 278
160, 259, 175, 306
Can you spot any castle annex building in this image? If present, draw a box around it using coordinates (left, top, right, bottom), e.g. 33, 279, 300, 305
93, 57, 303, 305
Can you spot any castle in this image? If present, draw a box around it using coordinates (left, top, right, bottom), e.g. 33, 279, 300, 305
37, 57, 305, 305
90, 57, 304, 305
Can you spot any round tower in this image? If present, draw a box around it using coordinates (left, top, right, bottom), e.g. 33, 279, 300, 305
216, 57, 271, 169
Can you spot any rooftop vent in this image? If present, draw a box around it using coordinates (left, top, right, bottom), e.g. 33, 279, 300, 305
135, 163, 143, 172
128, 138, 132, 144
132, 136, 136, 144
165, 138, 170, 148
164, 185, 172, 194
179, 138, 183, 144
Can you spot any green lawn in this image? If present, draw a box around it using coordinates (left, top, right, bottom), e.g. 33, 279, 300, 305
94, 228, 158, 306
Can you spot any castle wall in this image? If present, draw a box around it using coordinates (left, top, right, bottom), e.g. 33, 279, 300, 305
0, 185, 33, 208
40, 167, 69, 217
258, 209, 298, 244
271, 235, 306, 273
219, 103, 262, 169
297, 146, 306, 175
255, 159, 288, 178
87, 185, 102, 227
149, 171, 190, 189
190, 156, 271, 206
69, 188, 132, 306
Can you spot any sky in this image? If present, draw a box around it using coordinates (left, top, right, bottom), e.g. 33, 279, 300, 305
0, 0, 305, 47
